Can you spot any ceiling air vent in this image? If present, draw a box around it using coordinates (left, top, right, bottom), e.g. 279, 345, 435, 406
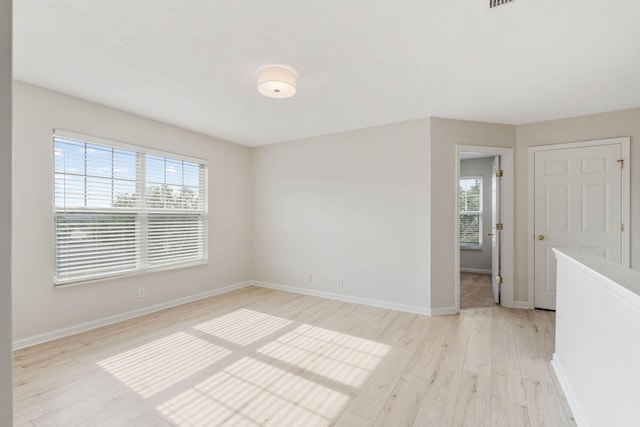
490, 0, 513, 8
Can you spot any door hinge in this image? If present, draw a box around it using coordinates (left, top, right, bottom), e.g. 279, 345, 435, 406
618, 159, 624, 169
496, 275, 503, 284
496, 223, 503, 231
620, 223, 624, 232
496, 169, 503, 177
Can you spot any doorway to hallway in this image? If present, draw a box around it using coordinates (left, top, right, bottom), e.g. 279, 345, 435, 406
455, 145, 514, 311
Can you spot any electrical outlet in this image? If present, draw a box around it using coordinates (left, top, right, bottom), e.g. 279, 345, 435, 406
337, 276, 343, 287
308, 273, 313, 283
138, 287, 145, 298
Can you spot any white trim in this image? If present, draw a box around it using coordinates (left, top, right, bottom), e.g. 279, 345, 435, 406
621, 139, 631, 267
456, 145, 515, 310
551, 356, 588, 427
252, 281, 431, 316
460, 268, 491, 274
13, 281, 252, 350
54, 259, 208, 288
554, 248, 640, 313
527, 137, 631, 309
528, 150, 536, 308
429, 306, 458, 316
54, 128, 208, 165
512, 300, 533, 309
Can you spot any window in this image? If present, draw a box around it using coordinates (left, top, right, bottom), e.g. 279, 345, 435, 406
459, 177, 482, 247
54, 130, 207, 285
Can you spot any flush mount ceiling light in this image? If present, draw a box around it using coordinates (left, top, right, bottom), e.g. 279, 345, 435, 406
257, 66, 297, 99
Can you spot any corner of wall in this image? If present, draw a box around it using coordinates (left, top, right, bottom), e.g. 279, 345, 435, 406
428, 117, 516, 313
424, 117, 432, 310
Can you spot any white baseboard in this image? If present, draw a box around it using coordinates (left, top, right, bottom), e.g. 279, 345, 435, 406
251, 281, 431, 316
513, 300, 533, 309
430, 306, 459, 315
460, 268, 492, 274
551, 355, 587, 427
13, 281, 252, 350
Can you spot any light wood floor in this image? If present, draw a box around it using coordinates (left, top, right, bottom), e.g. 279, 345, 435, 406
13, 286, 575, 426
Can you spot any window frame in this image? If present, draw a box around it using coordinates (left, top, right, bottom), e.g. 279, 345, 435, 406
459, 175, 483, 250
53, 129, 208, 287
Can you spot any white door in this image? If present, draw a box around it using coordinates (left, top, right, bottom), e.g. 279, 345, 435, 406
491, 156, 501, 304
534, 143, 623, 310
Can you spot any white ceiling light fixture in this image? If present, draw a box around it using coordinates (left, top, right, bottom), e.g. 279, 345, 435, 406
257, 65, 297, 99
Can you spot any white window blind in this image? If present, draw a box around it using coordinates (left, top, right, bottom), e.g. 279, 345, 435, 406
459, 177, 482, 247
54, 130, 207, 285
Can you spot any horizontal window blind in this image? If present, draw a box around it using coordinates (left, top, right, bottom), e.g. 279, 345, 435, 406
460, 212, 481, 245
459, 177, 482, 246
54, 131, 207, 285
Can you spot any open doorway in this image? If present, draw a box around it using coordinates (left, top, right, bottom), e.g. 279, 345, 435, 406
455, 145, 514, 311
458, 154, 497, 308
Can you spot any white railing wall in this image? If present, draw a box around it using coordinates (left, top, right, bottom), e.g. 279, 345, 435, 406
552, 248, 640, 427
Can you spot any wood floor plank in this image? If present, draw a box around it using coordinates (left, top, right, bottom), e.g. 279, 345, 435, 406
404, 315, 453, 379
547, 364, 577, 427
492, 308, 521, 378
491, 397, 530, 427
12, 288, 574, 426
412, 310, 476, 426
334, 410, 374, 427
345, 313, 420, 419
523, 378, 570, 427
451, 371, 492, 427
491, 308, 526, 407
373, 373, 428, 426
530, 309, 556, 361
510, 309, 555, 385
464, 307, 493, 376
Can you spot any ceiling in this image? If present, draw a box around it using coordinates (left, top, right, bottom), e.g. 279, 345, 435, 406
14, 1, 640, 146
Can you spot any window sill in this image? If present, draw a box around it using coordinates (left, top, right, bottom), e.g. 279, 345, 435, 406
54, 259, 208, 288
460, 245, 483, 251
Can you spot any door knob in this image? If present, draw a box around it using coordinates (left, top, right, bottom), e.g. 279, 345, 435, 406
538, 234, 545, 240
487, 232, 494, 236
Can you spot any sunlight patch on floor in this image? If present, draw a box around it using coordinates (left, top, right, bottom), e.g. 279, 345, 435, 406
193, 309, 293, 346
156, 356, 351, 426
257, 324, 391, 388
98, 331, 232, 398
98, 308, 390, 424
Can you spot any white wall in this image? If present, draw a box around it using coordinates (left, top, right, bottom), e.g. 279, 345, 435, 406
0, 0, 12, 422
251, 119, 431, 312
515, 109, 640, 302
430, 118, 515, 311
459, 157, 493, 272
553, 249, 640, 426
12, 82, 253, 341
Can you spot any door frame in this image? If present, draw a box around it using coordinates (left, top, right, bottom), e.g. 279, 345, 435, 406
527, 137, 631, 309
455, 145, 514, 310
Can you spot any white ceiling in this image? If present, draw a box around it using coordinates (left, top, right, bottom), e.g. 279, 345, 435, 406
13, 1, 640, 146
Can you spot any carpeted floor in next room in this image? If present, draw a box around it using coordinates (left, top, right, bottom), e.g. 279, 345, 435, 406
460, 272, 497, 309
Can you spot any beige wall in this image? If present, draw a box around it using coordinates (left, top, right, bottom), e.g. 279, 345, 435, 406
252, 119, 432, 311
459, 157, 494, 272
515, 109, 640, 302
12, 82, 253, 341
430, 118, 515, 310
10, 77, 640, 350
0, 0, 12, 422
